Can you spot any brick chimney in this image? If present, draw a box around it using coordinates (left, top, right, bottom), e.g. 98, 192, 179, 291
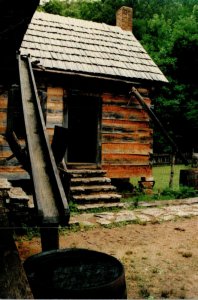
116, 6, 133, 32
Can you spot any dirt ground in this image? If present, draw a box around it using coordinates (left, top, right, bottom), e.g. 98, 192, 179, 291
16, 216, 198, 299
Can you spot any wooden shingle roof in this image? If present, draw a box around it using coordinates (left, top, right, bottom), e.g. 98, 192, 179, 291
20, 11, 168, 84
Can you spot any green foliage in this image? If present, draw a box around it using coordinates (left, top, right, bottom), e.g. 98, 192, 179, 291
174, 186, 198, 198
161, 186, 198, 199
125, 185, 198, 205
39, 0, 66, 15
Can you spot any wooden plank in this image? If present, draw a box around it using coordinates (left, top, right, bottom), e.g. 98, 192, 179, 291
102, 164, 152, 178
19, 56, 69, 227
102, 143, 152, 155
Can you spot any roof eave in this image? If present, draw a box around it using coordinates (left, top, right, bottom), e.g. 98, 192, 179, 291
33, 66, 169, 87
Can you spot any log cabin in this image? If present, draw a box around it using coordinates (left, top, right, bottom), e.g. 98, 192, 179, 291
0, 5, 168, 203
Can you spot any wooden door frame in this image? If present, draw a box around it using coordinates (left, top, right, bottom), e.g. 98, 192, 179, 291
63, 91, 102, 165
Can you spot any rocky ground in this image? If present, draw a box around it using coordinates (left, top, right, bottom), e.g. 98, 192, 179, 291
16, 198, 198, 299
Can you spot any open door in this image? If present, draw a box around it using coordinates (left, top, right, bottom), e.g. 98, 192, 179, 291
66, 95, 101, 164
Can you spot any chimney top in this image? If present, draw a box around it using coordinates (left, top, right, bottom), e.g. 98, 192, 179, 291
116, 6, 133, 32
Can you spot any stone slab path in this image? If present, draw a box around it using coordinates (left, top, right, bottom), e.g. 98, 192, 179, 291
70, 197, 198, 227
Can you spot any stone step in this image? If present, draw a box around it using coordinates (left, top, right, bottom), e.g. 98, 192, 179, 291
71, 177, 111, 186
70, 185, 116, 194
76, 202, 125, 211
0, 178, 12, 198
0, 178, 12, 190
67, 169, 107, 178
7, 187, 29, 204
72, 193, 122, 203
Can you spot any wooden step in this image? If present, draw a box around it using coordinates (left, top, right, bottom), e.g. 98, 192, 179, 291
72, 193, 122, 203
71, 177, 111, 186
70, 185, 116, 194
68, 169, 107, 178
7, 187, 29, 205
67, 166, 122, 207
67, 163, 100, 169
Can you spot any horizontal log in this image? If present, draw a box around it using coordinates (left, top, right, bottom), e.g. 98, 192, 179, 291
0, 136, 12, 158
102, 105, 149, 121
0, 94, 8, 100
46, 128, 55, 135
102, 153, 150, 165
0, 166, 29, 180
47, 96, 64, 104
0, 124, 7, 134
102, 119, 150, 130
47, 109, 63, 116
102, 133, 152, 143
102, 124, 151, 134
136, 87, 150, 96
102, 94, 151, 107
46, 115, 63, 126
102, 164, 152, 179
0, 112, 7, 122
0, 98, 8, 108
102, 124, 152, 134
47, 87, 64, 97
102, 143, 152, 155
46, 102, 63, 111
0, 165, 27, 173
0, 151, 13, 158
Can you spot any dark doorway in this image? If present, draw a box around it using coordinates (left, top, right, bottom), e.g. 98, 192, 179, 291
67, 95, 101, 163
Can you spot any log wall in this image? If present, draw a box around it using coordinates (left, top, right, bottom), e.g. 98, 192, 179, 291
0, 91, 10, 159
101, 91, 153, 178
0, 80, 153, 180
46, 87, 64, 143
0, 87, 29, 180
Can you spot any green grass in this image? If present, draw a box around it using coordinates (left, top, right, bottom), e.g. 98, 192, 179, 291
130, 164, 190, 192
127, 164, 198, 202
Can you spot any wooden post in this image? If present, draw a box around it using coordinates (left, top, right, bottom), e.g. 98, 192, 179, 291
169, 152, 176, 189
40, 225, 59, 252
